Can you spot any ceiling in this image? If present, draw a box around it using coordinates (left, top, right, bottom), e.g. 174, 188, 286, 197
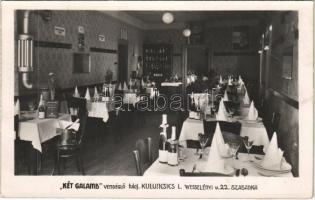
124, 11, 272, 24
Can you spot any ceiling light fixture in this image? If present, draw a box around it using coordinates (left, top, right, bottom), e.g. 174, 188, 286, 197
182, 28, 191, 37
162, 12, 174, 24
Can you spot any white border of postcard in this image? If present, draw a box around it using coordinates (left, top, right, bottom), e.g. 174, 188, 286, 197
1, 1, 314, 198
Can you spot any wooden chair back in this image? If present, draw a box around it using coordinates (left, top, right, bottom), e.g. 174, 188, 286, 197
133, 137, 153, 176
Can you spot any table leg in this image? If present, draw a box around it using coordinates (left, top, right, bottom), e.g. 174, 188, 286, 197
31, 148, 40, 175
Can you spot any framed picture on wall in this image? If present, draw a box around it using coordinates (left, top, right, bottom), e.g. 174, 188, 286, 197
232, 26, 250, 50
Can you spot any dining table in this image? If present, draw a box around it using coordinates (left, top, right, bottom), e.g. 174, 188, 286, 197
179, 99, 270, 150
179, 116, 270, 149
143, 147, 293, 177
18, 111, 71, 174
87, 101, 114, 120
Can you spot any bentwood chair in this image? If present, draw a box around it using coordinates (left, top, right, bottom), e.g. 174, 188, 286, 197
132, 137, 153, 176
54, 97, 88, 175
202, 120, 217, 146
218, 121, 242, 136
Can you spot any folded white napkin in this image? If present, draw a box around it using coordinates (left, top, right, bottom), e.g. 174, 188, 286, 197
260, 132, 284, 170
73, 86, 80, 98
191, 75, 196, 82
247, 101, 258, 120
243, 89, 250, 105
94, 86, 99, 99
205, 123, 230, 173
84, 88, 91, 101
141, 78, 145, 87
123, 82, 128, 91
238, 75, 244, 86
150, 88, 155, 99
14, 99, 20, 116
216, 100, 228, 121
228, 77, 233, 86
223, 90, 229, 101
117, 83, 122, 91
129, 79, 132, 89
187, 77, 191, 85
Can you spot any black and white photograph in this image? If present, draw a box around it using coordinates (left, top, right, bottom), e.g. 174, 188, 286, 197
1, 1, 313, 198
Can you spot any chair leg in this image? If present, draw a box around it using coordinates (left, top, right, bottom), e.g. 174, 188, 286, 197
63, 159, 67, 170
75, 156, 81, 172
56, 151, 61, 175
78, 156, 85, 175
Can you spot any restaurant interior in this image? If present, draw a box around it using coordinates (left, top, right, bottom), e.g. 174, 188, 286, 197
14, 10, 299, 177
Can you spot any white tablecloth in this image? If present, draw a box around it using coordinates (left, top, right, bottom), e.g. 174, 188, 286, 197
123, 93, 139, 105
161, 82, 182, 87
19, 113, 71, 152
143, 148, 292, 177
179, 118, 270, 149
88, 101, 110, 120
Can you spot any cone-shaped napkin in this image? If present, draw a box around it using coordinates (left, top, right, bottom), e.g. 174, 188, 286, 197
187, 77, 191, 85
260, 132, 284, 170
118, 82, 122, 91
84, 88, 91, 101
73, 86, 80, 97
150, 88, 155, 99
216, 100, 228, 121
14, 99, 20, 116
219, 75, 223, 84
94, 86, 99, 99
123, 82, 128, 91
238, 75, 244, 85
103, 103, 109, 123
205, 123, 230, 173
141, 78, 145, 87
223, 90, 229, 101
129, 79, 132, 89
243, 89, 250, 105
247, 101, 258, 120
228, 76, 233, 86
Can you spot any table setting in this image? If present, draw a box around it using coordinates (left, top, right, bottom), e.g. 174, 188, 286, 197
144, 122, 292, 177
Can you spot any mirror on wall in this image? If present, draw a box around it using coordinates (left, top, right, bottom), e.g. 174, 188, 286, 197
73, 52, 90, 73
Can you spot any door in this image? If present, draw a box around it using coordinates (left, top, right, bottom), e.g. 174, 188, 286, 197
118, 41, 128, 83
186, 45, 210, 76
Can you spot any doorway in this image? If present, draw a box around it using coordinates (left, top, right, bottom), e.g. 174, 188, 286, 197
118, 40, 128, 83
186, 45, 211, 76
182, 45, 212, 92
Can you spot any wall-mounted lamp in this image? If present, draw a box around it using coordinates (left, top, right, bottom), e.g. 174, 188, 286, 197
258, 50, 263, 54
269, 25, 273, 31
162, 12, 174, 24
264, 45, 270, 51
